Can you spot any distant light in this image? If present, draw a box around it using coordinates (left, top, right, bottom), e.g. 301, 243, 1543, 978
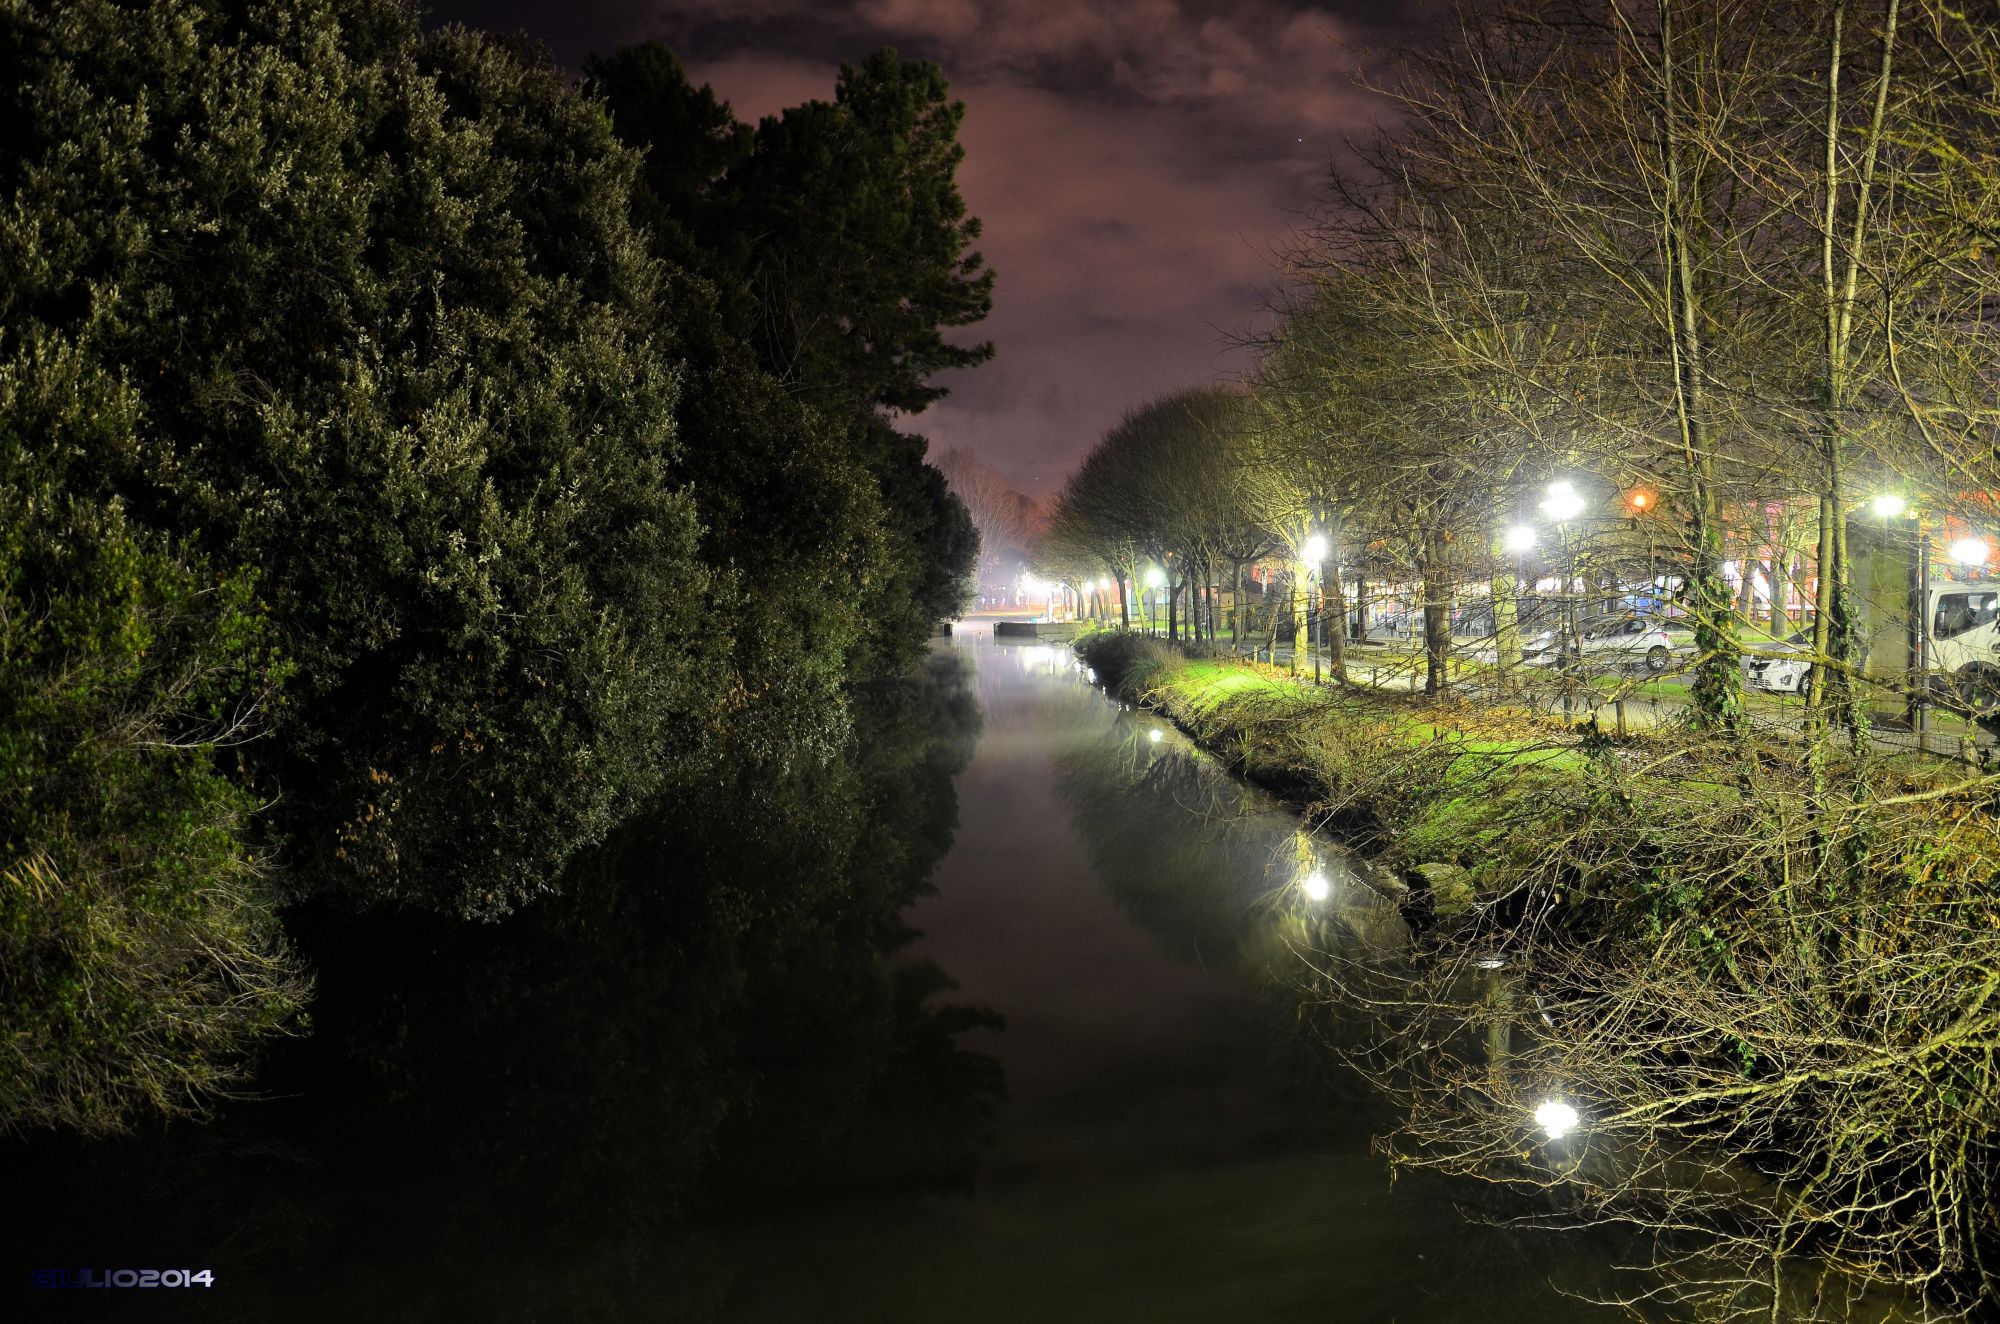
1535, 1098, 1580, 1140
1541, 481, 1585, 522
1628, 490, 1650, 510
1504, 525, 1537, 553
1301, 534, 1329, 563
1301, 870, 1331, 901
1950, 538, 1990, 568
1148, 729, 1163, 744
1872, 493, 1909, 519
1472, 953, 1507, 970
1098, 577, 1112, 590
1144, 566, 1167, 588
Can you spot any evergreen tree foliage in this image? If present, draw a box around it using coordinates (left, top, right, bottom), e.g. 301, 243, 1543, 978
0, 0, 995, 1130
0, 337, 307, 1133
0, 0, 719, 920
590, 41, 987, 671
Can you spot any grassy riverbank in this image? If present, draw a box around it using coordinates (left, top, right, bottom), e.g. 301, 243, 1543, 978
1076, 626, 2000, 1317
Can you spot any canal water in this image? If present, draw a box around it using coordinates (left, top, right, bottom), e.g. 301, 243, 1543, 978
4, 624, 1630, 1322
722, 627, 1622, 1323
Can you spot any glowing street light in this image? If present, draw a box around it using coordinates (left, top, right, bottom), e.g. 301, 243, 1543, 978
1871, 492, 1909, 520
1534, 1098, 1580, 1141
1301, 533, 1329, 563
1950, 538, 1990, 569
1504, 525, 1537, 553
1540, 481, 1585, 523
1142, 565, 1168, 637
1301, 870, 1331, 901
1148, 729, 1163, 745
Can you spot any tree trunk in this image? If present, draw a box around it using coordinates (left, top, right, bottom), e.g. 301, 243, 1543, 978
1422, 534, 1450, 696
1234, 560, 1249, 651
1289, 573, 1306, 676
1491, 525, 1522, 696
1658, 0, 1741, 731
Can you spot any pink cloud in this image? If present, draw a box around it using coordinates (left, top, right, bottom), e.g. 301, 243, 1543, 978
685, 0, 1392, 495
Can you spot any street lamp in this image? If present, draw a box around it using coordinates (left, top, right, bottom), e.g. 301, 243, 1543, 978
1541, 480, 1586, 523
1504, 525, 1538, 553
1951, 538, 1990, 570
1144, 565, 1167, 637
1301, 869, 1331, 901
1540, 482, 1587, 714
1871, 492, 1909, 520
1534, 1098, 1580, 1141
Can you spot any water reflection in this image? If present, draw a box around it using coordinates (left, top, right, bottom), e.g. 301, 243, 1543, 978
3, 652, 996, 1323
725, 628, 1629, 1323
1055, 714, 1409, 990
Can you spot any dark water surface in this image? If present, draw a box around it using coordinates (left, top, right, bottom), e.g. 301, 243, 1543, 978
722, 628, 1618, 1323
6, 627, 1622, 1322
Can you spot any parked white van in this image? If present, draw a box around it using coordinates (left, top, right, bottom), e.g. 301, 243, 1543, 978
1741, 580, 2000, 704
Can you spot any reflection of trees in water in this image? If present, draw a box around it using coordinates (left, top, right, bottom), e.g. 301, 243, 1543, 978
4, 657, 1000, 1323
1054, 730, 1309, 983
1056, 720, 1409, 984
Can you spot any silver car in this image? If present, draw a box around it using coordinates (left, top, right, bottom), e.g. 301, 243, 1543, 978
1524, 614, 1696, 673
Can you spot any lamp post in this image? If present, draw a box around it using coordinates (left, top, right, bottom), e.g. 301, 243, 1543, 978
1144, 565, 1166, 637
1502, 525, 1537, 692
1540, 482, 1586, 716
1872, 494, 1930, 744
1625, 488, 1658, 611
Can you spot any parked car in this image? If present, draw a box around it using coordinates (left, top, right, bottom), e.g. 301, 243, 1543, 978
1523, 613, 1696, 673
1742, 629, 1813, 694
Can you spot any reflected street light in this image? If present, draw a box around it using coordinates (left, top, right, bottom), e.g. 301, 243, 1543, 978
1148, 728, 1163, 745
1534, 1098, 1580, 1140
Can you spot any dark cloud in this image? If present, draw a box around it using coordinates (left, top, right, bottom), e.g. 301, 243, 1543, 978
426, 0, 1432, 494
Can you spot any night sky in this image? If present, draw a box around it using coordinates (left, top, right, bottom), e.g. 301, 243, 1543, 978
429, 0, 1439, 496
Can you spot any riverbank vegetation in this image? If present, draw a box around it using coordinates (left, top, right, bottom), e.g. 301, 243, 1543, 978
1079, 628, 2000, 1319
1035, 3, 2000, 1315
1, 0, 982, 1134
